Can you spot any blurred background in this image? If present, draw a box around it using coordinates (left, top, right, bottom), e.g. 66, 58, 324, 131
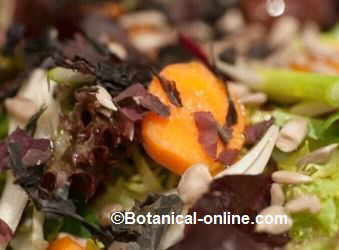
1, 0, 339, 40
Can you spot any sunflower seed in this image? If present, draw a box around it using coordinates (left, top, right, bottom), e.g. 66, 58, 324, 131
255, 205, 293, 235
270, 183, 285, 206
285, 195, 321, 214
177, 163, 212, 204
297, 143, 338, 167
276, 118, 308, 152
272, 171, 313, 184
96, 85, 117, 111
239, 92, 267, 106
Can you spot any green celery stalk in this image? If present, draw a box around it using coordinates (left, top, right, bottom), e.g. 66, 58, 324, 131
255, 68, 339, 107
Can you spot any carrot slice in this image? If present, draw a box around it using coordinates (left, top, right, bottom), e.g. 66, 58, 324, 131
48, 236, 85, 250
142, 62, 247, 175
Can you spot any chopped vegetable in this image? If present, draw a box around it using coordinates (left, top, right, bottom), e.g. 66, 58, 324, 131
271, 128, 339, 249
254, 68, 339, 107
48, 236, 85, 250
216, 125, 279, 177
252, 109, 339, 144
47, 67, 95, 87
0, 69, 56, 250
9, 209, 48, 250
3, 2, 339, 249
142, 62, 247, 175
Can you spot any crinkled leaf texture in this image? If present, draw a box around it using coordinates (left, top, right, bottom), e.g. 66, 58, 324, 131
279, 149, 339, 250
0, 128, 52, 172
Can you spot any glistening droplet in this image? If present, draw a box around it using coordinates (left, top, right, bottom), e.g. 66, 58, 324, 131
266, 0, 286, 17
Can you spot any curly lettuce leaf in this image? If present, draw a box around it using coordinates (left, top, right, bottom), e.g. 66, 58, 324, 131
274, 142, 339, 249
94, 151, 178, 211
251, 109, 339, 144
285, 188, 339, 250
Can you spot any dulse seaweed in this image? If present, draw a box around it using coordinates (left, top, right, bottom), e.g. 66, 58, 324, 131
171, 174, 289, 250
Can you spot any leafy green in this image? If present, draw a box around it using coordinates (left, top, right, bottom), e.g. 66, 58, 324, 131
274, 139, 339, 249
132, 151, 163, 193
284, 179, 339, 250
0, 112, 8, 139
251, 109, 339, 144
43, 218, 63, 241
94, 151, 178, 211
44, 206, 100, 241
60, 206, 99, 238
86, 239, 103, 250
273, 141, 310, 172
265, 107, 339, 249
286, 235, 338, 250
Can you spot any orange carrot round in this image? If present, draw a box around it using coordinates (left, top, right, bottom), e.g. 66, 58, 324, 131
48, 236, 85, 250
142, 62, 247, 175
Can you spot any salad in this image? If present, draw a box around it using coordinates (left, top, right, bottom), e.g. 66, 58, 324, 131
0, 0, 339, 249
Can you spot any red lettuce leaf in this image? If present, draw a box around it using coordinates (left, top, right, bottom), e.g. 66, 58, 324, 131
171, 174, 289, 250
69, 172, 99, 201
56, 84, 169, 200
7, 141, 115, 246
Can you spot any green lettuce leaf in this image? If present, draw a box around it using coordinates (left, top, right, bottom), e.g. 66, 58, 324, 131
274, 142, 339, 249
251, 109, 339, 144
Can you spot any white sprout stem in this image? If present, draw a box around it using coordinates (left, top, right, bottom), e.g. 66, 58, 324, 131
0, 172, 28, 250
31, 209, 48, 249
0, 120, 29, 250
245, 125, 279, 175
0, 69, 58, 249
215, 125, 279, 178
215, 58, 262, 87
